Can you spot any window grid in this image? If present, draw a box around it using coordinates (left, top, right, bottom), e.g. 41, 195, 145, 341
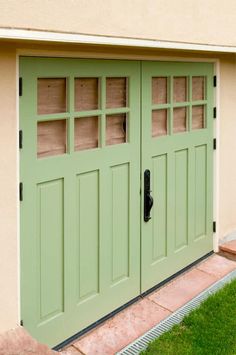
151, 75, 207, 137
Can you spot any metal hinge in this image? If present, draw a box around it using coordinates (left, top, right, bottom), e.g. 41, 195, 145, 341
213, 75, 217, 87
213, 138, 217, 150
20, 320, 24, 326
213, 107, 217, 119
19, 130, 23, 149
19, 182, 23, 201
213, 221, 216, 233
19, 77, 23, 96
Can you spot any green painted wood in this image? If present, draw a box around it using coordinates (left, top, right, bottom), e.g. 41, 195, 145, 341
20, 57, 141, 347
20, 58, 214, 346
141, 62, 214, 292
37, 179, 64, 320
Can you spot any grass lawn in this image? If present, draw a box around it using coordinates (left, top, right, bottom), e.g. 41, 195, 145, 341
142, 278, 236, 355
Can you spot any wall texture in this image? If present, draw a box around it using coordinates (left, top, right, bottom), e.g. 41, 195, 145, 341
0, 0, 236, 47
0, 46, 18, 332
219, 56, 236, 239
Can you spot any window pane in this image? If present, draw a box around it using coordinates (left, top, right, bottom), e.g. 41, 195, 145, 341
174, 77, 187, 103
75, 78, 99, 111
106, 78, 127, 108
106, 114, 127, 145
152, 77, 168, 104
38, 78, 67, 115
173, 107, 187, 133
74, 116, 99, 151
37, 120, 67, 158
192, 76, 205, 101
192, 105, 205, 130
152, 109, 168, 137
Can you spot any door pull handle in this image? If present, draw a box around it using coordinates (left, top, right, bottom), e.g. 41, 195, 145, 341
144, 169, 154, 222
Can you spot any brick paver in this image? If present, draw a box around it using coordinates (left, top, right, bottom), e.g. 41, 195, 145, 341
0, 327, 57, 355
197, 254, 236, 278
148, 268, 217, 311
220, 240, 236, 255
73, 299, 170, 355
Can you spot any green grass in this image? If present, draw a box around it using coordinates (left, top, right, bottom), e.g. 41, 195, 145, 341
142, 278, 236, 355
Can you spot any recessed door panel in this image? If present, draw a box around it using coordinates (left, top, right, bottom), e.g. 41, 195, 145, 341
37, 179, 64, 322
195, 145, 207, 239
111, 163, 130, 284
174, 149, 188, 251
152, 154, 168, 262
76, 170, 99, 302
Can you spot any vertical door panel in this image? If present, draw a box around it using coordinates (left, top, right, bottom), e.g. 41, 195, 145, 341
37, 179, 64, 321
152, 155, 168, 262
76, 170, 99, 302
194, 144, 207, 239
111, 163, 130, 284
174, 149, 188, 251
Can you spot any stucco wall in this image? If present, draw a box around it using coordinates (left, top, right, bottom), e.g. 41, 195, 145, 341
219, 56, 236, 239
0, 0, 236, 47
0, 41, 236, 333
0, 46, 18, 332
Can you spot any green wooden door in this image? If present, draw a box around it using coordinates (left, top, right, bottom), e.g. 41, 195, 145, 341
141, 62, 214, 291
20, 57, 141, 347
20, 58, 214, 346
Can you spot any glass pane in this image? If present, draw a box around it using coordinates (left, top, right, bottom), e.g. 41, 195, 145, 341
152, 109, 167, 137
192, 105, 205, 130
173, 107, 187, 133
106, 114, 127, 145
106, 78, 127, 108
152, 77, 167, 104
192, 76, 205, 101
37, 119, 67, 158
174, 77, 187, 103
75, 78, 99, 111
38, 78, 67, 115
74, 116, 99, 151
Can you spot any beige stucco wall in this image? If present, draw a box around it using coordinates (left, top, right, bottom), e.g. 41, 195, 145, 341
0, 46, 18, 332
0, 41, 236, 333
219, 56, 236, 239
0, 0, 236, 47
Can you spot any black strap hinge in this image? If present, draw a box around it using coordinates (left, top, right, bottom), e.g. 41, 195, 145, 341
213, 107, 217, 119
213, 221, 216, 233
19, 182, 23, 201
19, 77, 23, 96
20, 320, 24, 326
19, 130, 23, 149
213, 75, 217, 87
213, 138, 217, 150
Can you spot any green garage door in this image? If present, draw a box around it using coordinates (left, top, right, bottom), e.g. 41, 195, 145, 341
20, 58, 214, 347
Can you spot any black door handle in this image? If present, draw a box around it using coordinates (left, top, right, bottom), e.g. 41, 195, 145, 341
144, 169, 154, 222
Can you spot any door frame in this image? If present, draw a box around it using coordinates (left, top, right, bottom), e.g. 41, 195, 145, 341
16, 51, 219, 327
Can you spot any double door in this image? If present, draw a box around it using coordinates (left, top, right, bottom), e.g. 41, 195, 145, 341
20, 58, 213, 347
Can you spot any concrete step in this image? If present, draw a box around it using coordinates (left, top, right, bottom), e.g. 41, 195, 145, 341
219, 240, 236, 261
